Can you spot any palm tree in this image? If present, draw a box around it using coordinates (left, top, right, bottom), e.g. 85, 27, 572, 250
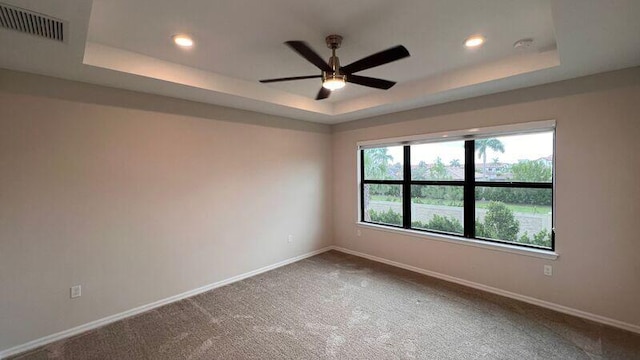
364, 148, 393, 179
475, 139, 505, 179
449, 159, 461, 168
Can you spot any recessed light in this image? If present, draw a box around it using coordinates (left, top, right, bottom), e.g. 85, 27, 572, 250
173, 34, 194, 48
464, 35, 485, 48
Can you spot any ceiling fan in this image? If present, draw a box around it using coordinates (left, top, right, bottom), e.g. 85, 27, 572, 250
260, 35, 410, 100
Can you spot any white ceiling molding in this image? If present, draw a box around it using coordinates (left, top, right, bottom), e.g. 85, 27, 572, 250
0, 0, 638, 124
83, 42, 333, 115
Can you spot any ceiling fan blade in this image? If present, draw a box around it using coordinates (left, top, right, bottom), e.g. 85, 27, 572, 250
340, 45, 410, 74
259, 75, 322, 83
346, 74, 396, 89
315, 87, 331, 100
285, 41, 333, 73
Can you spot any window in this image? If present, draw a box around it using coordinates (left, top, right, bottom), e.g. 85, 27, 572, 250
410, 141, 465, 235
362, 146, 404, 227
360, 125, 554, 251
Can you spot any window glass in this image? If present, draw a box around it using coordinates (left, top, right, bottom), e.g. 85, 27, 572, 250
474, 132, 553, 182
363, 146, 403, 180
411, 141, 465, 180
364, 184, 403, 226
475, 187, 552, 249
411, 185, 463, 235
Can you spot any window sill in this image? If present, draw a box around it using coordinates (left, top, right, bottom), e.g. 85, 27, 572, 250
356, 222, 558, 260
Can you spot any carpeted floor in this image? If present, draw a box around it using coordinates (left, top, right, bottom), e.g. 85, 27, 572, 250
9, 250, 640, 359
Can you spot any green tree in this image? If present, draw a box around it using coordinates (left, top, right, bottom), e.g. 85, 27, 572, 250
429, 157, 450, 180
412, 161, 429, 181
511, 160, 552, 182
475, 139, 505, 179
364, 148, 393, 179
449, 159, 461, 168
388, 162, 403, 180
411, 158, 459, 205
476, 201, 519, 241
411, 161, 429, 198
363, 148, 394, 221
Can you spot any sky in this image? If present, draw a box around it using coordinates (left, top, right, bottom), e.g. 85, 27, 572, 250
384, 132, 554, 165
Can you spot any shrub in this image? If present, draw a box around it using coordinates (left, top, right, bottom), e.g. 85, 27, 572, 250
369, 208, 402, 226
518, 228, 552, 247
412, 215, 463, 234
476, 202, 519, 241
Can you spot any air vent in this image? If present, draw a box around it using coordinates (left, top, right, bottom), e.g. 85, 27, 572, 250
0, 3, 64, 42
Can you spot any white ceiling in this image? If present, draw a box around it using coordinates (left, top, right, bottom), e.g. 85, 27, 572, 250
1, 0, 639, 124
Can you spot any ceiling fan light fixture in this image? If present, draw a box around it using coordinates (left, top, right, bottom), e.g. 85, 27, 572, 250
322, 75, 346, 91
464, 35, 485, 48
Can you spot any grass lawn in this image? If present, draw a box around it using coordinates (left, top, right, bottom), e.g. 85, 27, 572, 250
370, 195, 551, 214
371, 195, 403, 202
475, 201, 551, 214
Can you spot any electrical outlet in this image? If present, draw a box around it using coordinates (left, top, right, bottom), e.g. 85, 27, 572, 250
357, 229, 361, 237
543, 265, 553, 276
287, 235, 293, 243
71, 285, 82, 298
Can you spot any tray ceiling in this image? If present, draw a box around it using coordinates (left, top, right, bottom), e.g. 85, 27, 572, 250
0, 0, 638, 123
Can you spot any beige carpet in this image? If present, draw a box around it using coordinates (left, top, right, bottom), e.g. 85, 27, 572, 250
10, 251, 640, 359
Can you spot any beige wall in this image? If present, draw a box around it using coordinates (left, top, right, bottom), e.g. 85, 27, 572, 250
332, 72, 640, 328
1, 67, 639, 353
0, 73, 333, 351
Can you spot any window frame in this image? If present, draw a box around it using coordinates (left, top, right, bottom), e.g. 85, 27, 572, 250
359, 122, 555, 252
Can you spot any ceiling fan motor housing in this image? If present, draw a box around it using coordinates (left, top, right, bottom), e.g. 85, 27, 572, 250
324, 55, 346, 82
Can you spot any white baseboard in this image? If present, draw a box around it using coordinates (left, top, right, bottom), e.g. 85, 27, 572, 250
0, 246, 333, 359
4, 245, 637, 358
331, 246, 640, 335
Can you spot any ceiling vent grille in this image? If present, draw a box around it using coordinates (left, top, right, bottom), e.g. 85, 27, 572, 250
0, 3, 64, 42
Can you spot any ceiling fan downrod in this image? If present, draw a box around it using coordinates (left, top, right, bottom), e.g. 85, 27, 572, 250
324, 34, 346, 85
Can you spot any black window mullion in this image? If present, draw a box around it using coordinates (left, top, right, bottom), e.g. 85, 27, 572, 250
402, 146, 411, 229
411, 180, 465, 186
362, 180, 404, 185
464, 140, 475, 238
475, 181, 552, 189
360, 149, 365, 222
